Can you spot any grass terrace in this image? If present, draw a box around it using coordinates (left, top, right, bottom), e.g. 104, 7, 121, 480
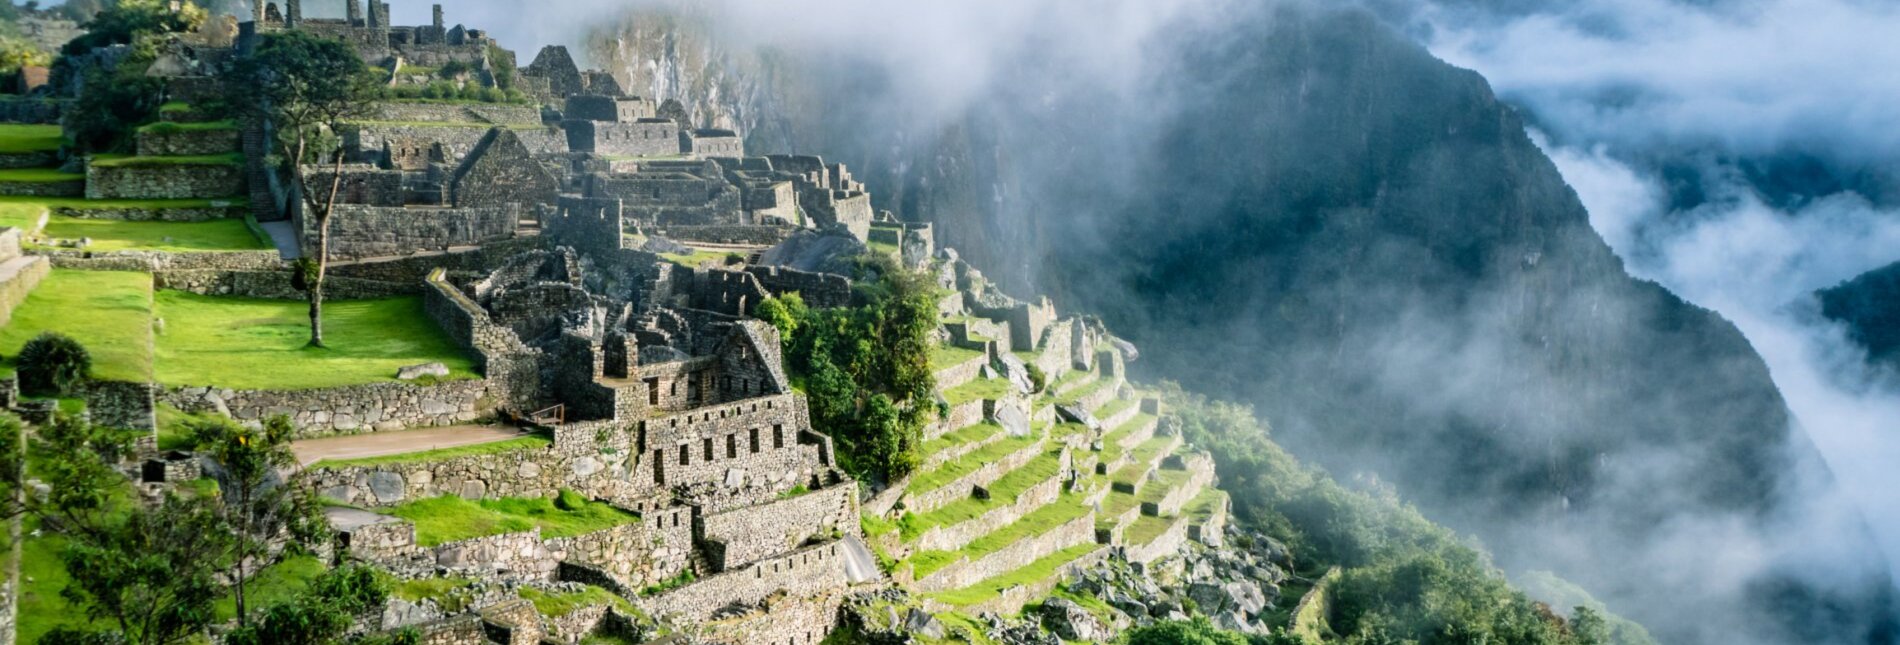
903, 449, 1066, 539
519, 585, 638, 617
154, 292, 478, 390
1098, 414, 1156, 465
158, 101, 192, 114
1138, 469, 1195, 508
212, 555, 326, 621
0, 123, 64, 153
0, 167, 82, 183
1186, 488, 1228, 521
137, 120, 239, 133
309, 434, 551, 470
90, 152, 243, 168
0, 269, 154, 381
384, 491, 640, 547
1126, 435, 1175, 469
907, 434, 1041, 497
925, 543, 1100, 608
1098, 489, 1141, 525
1093, 398, 1135, 421
658, 248, 742, 268
1124, 514, 1175, 546
929, 343, 985, 372
908, 494, 1092, 580
392, 576, 480, 612
943, 376, 1013, 406
1060, 376, 1114, 406
920, 421, 1003, 460
40, 215, 266, 252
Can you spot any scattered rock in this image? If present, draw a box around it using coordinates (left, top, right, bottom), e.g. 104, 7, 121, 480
905, 608, 945, 640
1040, 597, 1110, 642
398, 362, 451, 380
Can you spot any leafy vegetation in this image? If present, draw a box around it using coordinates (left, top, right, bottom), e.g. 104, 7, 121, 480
381, 492, 640, 546
16, 331, 90, 396
781, 257, 939, 482
153, 292, 478, 389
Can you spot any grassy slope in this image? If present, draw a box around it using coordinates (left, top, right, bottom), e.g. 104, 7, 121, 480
154, 292, 477, 389
0, 269, 154, 382
310, 435, 552, 470
383, 494, 640, 546
0, 124, 63, 154
0, 167, 83, 183
40, 216, 267, 252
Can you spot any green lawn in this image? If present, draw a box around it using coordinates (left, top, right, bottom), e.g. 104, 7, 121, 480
90, 152, 243, 168
929, 343, 985, 373
0, 200, 44, 231
943, 376, 1013, 406
659, 248, 742, 268
213, 554, 327, 621
310, 434, 552, 470
383, 492, 640, 547
925, 543, 1099, 608
40, 215, 267, 252
518, 585, 635, 617
1186, 488, 1228, 521
0, 123, 63, 154
1093, 398, 1134, 420
0, 167, 82, 183
1138, 468, 1194, 507
17, 529, 102, 643
920, 421, 1002, 459
0, 269, 154, 382
154, 292, 478, 389
138, 120, 238, 133
1124, 514, 1176, 546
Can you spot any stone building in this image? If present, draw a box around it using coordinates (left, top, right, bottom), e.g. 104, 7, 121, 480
450, 128, 560, 209
246, 0, 498, 68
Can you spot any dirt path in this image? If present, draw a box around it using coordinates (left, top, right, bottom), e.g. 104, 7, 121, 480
291, 425, 526, 466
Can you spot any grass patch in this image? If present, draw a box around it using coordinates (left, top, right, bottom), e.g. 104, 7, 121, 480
1093, 398, 1135, 420
0, 167, 82, 183
17, 529, 102, 642
904, 450, 1066, 540
383, 491, 639, 547
1097, 490, 1140, 528
659, 248, 741, 268
1127, 435, 1175, 469
0, 200, 44, 231
138, 120, 238, 133
159, 101, 192, 113
0, 124, 64, 154
1060, 376, 1113, 406
519, 585, 635, 617
943, 376, 1013, 406
1186, 488, 1228, 521
90, 152, 243, 168
39, 215, 267, 252
910, 494, 1092, 580
1138, 468, 1194, 507
0, 269, 154, 382
310, 434, 551, 470
392, 576, 479, 612
1124, 514, 1176, 546
154, 292, 478, 389
920, 421, 1002, 460
929, 343, 985, 373
908, 434, 1039, 496
926, 543, 1099, 608
156, 402, 221, 450
213, 554, 327, 621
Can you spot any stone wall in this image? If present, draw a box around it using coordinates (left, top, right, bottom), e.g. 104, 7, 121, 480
1190, 494, 1229, 548
0, 98, 65, 124
638, 394, 831, 511
0, 151, 59, 169
344, 123, 494, 168
372, 102, 542, 125
1147, 453, 1217, 517
84, 380, 157, 431
924, 397, 989, 442
52, 202, 247, 222
301, 440, 628, 507
643, 540, 848, 623
450, 128, 559, 209
1122, 515, 1190, 565
547, 507, 694, 590
651, 224, 796, 247
317, 204, 518, 260
328, 236, 539, 285
687, 592, 842, 645
307, 165, 406, 207
745, 266, 852, 309
159, 378, 488, 436
700, 484, 856, 571
565, 119, 680, 157
0, 178, 82, 197
155, 269, 412, 300
913, 510, 1097, 593
932, 353, 987, 393
38, 249, 282, 272
0, 229, 49, 327
86, 162, 245, 200
921, 547, 1109, 618
136, 127, 240, 157
422, 269, 541, 409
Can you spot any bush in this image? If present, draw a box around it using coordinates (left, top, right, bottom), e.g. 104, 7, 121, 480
17, 332, 91, 396
1025, 362, 1047, 394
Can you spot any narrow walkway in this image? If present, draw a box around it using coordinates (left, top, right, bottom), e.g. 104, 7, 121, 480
291, 424, 525, 466
259, 220, 300, 259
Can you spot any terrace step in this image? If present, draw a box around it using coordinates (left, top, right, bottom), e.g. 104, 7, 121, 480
904, 434, 1048, 515
0, 255, 51, 327
920, 421, 1006, 471
0, 175, 84, 197
920, 543, 1107, 617
909, 500, 1096, 593
907, 448, 1070, 554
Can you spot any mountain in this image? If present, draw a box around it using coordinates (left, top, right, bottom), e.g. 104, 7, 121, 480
1819, 260, 1900, 369
585, 3, 1898, 643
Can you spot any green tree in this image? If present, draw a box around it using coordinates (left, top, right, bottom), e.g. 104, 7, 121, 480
0, 35, 53, 73
53, 494, 237, 645
227, 30, 378, 347
1123, 618, 1268, 645
189, 414, 324, 627
223, 564, 391, 645
62, 0, 206, 56
755, 292, 808, 342
17, 331, 91, 397
26, 413, 138, 537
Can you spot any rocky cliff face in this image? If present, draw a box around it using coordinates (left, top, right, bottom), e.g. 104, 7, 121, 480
589, 4, 1897, 643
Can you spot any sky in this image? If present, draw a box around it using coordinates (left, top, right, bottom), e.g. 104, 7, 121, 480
1411, 0, 1900, 576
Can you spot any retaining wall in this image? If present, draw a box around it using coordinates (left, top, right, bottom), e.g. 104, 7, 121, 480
700, 484, 856, 571
86, 162, 244, 199
159, 378, 489, 436
914, 511, 1097, 593
136, 127, 240, 156
155, 269, 412, 300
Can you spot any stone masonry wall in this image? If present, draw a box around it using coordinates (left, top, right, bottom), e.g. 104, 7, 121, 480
86, 163, 244, 200
906, 440, 1052, 514
300, 441, 631, 507
84, 380, 157, 431
547, 506, 694, 590
318, 204, 519, 260
1122, 516, 1191, 565
745, 265, 852, 309
52, 203, 247, 222
372, 102, 542, 125
700, 484, 856, 571
36, 249, 281, 272
156, 269, 412, 300
422, 271, 541, 409
159, 378, 488, 436
911, 466, 1064, 554
136, 127, 240, 156
643, 540, 848, 623
652, 225, 796, 247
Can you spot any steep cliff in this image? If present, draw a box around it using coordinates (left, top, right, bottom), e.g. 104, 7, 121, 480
587, 4, 1897, 643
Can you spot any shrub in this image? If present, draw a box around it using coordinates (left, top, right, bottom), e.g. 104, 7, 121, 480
1025, 362, 1047, 394
17, 332, 91, 396
437, 60, 470, 79
554, 488, 587, 511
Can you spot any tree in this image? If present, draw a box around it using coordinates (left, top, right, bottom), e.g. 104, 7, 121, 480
17, 331, 92, 397
189, 414, 324, 627
755, 292, 808, 342
227, 30, 378, 347
25, 413, 138, 538
1123, 619, 1269, 645
55, 494, 237, 645
223, 564, 391, 645
62, 0, 206, 56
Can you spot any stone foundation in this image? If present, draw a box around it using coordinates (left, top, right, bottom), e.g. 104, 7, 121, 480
86, 162, 244, 199
136, 127, 241, 157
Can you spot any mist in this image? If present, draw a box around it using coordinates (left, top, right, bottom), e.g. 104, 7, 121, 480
327, 1, 1899, 642
1408, 0, 1900, 581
